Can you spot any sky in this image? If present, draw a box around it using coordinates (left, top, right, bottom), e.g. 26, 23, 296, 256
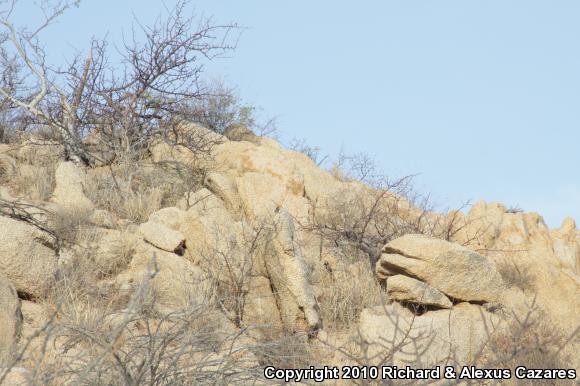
10, 1, 580, 228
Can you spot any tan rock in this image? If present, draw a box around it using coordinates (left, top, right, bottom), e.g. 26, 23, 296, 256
358, 302, 501, 366
0, 217, 57, 298
148, 123, 223, 167
452, 201, 580, 337
263, 209, 321, 334
203, 172, 245, 217
139, 221, 186, 255
377, 234, 505, 303
223, 124, 260, 144
212, 139, 341, 222
243, 275, 284, 331
551, 217, 580, 274
0, 153, 17, 182
20, 301, 50, 338
51, 161, 94, 211
0, 277, 22, 360
387, 275, 452, 309
148, 207, 186, 230
180, 189, 244, 264
115, 242, 207, 312
89, 209, 116, 229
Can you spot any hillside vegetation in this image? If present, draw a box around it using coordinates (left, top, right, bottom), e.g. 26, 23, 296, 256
0, 1, 578, 385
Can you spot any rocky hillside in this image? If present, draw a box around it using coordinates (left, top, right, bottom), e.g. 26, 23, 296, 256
0, 125, 578, 384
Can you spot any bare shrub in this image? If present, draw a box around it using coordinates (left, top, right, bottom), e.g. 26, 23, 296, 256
256, 331, 313, 369
302, 174, 468, 269
313, 261, 384, 330
1, 256, 263, 385
0, 0, 241, 165
84, 160, 203, 223
496, 258, 535, 292
287, 137, 328, 166
482, 301, 578, 383
185, 79, 269, 136
9, 157, 57, 202
48, 207, 93, 245
506, 205, 524, 214
329, 150, 384, 188
200, 223, 267, 329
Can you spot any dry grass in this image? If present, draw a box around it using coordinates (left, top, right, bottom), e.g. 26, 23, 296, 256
483, 304, 575, 385
84, 160, 203, 223
3, 257, 263, 386
48, 207, 93, 245
0, 141, 62, 202
314, 260, 384, 330
10, 161, 57, 202
496, 258, 535, 292
256, 331, 313, 369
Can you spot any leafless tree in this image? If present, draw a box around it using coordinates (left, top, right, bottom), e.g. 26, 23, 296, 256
301, 173, 470, 269
0, 0, 239, 165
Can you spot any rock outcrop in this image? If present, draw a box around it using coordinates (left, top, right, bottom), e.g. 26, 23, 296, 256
114, 241, 205, 313
0, 216, 57, 298
1, 124, 579, 375
51, 161, 94, 211
377, 234, 505, 303
263, 208, 321, 333
359, 302, 500, 366
0, 277, 22, 360
386, 275, 452, 309
139, 221, 186, 255
450, 201, 580, 338
223, 124, 261, 145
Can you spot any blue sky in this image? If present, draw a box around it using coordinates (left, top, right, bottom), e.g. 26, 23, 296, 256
13, 1, 580, 228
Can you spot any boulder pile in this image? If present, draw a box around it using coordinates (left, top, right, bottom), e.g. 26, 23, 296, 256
377, 234, 506, 305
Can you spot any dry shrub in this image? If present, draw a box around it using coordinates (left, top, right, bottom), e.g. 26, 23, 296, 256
48, 207, 93, 245
2, 260, 263, 386
0, 153, 16, 184
95, 232, 137, 277
483, 303, 576, 383
496, 258, 535, 292
9, 150, 58, 201
255, 331, 313, 369
314, 261, 384, 330
85, 160, 204, 223
0, 139, 62, 201
304, 175, 466, 269
200, 223, 268, 328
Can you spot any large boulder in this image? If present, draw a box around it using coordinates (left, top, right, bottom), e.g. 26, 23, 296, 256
148, 207, 187, 230
551, 217, 580, 274
377, 234, 505, 303
114, 242, 206, 313
179, 190, 321, 335
139, 221, 186, 255
0, 277, 22, 360
212, 140, 341, 223
0, 217, 57, 298
358, 302, 500, 366
223, 124, 260, 145
451, 201, 580, 336
263, 208, 321, 334
51, 161, 94, 212
386, 275, 452, 309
